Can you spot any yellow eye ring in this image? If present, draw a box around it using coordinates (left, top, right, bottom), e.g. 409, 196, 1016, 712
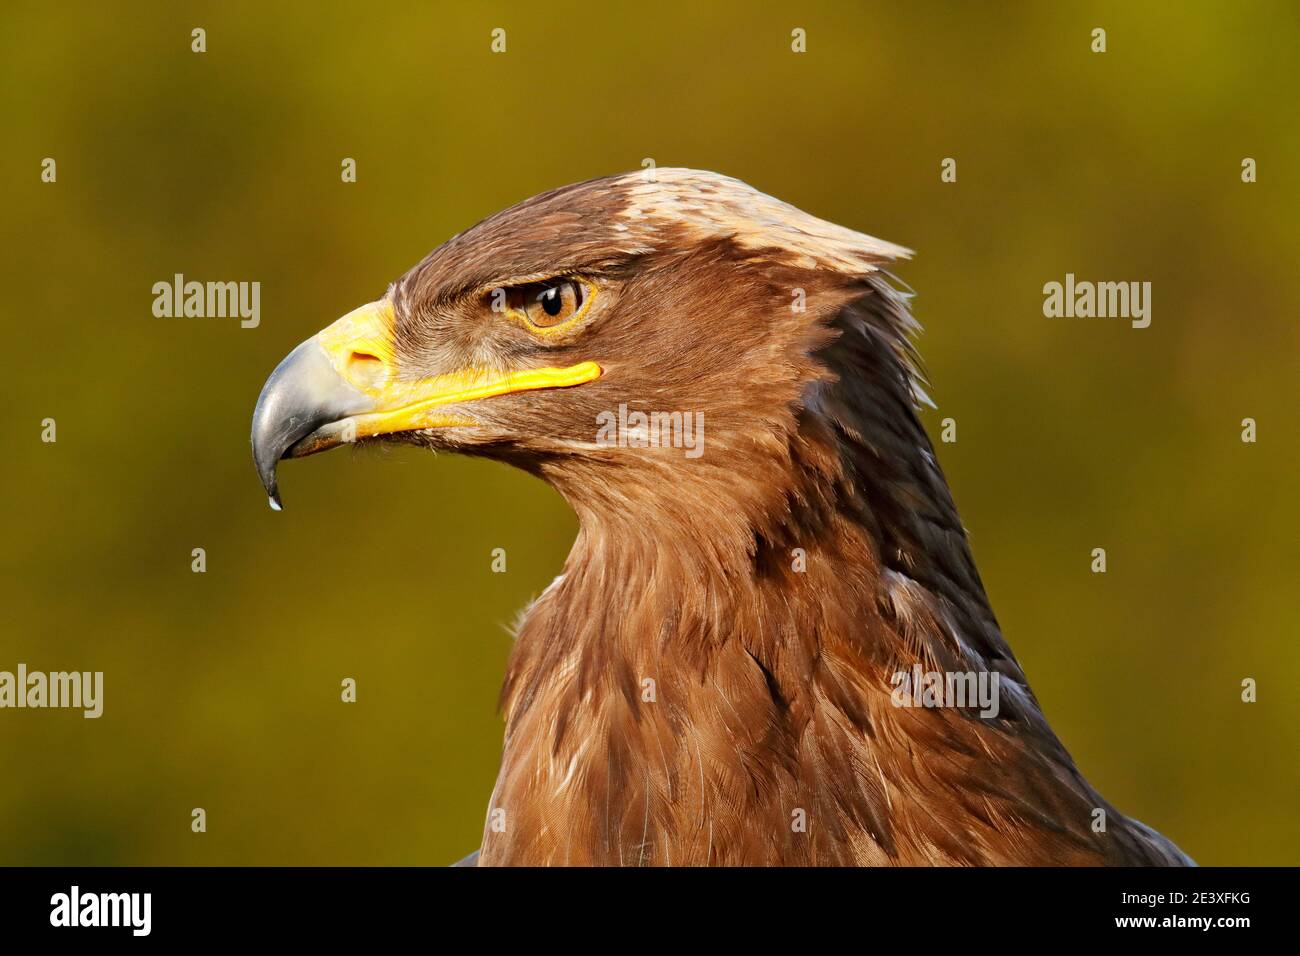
501, 277, 597, 337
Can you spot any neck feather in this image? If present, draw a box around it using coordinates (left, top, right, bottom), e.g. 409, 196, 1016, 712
478, 286, 1164, 866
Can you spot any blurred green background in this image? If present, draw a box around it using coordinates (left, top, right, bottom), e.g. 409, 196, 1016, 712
1, 1, 1296, 865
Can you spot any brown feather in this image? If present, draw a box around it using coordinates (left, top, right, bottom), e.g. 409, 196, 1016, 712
382, 170, 1191, 866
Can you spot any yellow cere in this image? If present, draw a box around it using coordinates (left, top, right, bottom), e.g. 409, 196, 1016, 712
313, 299, 603, 438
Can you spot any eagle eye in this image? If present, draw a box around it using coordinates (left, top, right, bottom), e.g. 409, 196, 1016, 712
505, 278, 588, 331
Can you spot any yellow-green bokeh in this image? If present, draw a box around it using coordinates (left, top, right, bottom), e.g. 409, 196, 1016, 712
1, 1, 1296, 865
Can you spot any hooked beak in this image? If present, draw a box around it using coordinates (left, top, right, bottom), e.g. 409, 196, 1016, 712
250, 300, 602, 510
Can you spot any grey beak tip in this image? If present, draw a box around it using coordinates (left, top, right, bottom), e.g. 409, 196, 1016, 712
251, 424, 284, 509
251, 337, 372, 511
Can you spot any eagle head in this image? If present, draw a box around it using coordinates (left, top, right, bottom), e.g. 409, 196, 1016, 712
251, 168, 913, 515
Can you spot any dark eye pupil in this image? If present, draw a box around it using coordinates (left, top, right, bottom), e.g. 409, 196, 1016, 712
540, 287, 562, 316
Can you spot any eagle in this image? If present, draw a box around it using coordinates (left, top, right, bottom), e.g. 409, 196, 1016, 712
251, 169, 1192, 867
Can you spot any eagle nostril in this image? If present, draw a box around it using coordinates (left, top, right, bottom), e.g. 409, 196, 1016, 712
346, 351, 386, 389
